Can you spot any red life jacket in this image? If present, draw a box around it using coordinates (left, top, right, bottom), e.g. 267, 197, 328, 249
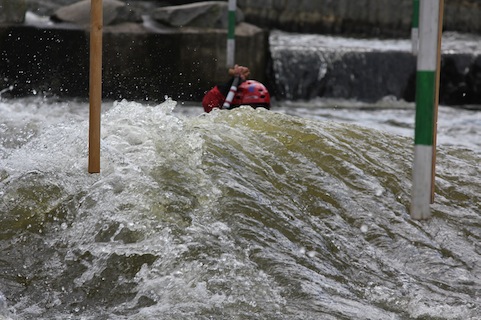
202, 86, 225, 113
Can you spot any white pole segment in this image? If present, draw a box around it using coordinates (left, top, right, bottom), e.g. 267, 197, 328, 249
226, 0, 236, 67
417, 1, 440, 71
411, 145, 434, 219
411, 29, 419, 55
412, 0, 419, 55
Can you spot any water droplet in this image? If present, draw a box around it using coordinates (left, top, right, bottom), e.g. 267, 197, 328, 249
307, 251, 316, 258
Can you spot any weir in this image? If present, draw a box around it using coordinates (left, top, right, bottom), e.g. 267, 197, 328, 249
269, 31, 481, 106
1, 20, 481, 106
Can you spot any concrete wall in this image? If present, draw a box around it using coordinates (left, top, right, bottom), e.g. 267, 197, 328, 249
0, 0, 26, 24
136, 0, 481, 37
238, 0, 481, 37
0, 22, 268, 101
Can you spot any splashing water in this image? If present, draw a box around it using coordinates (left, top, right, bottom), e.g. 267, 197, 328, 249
0, 97, 480, 319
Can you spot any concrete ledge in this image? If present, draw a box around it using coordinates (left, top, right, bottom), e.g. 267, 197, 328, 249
269, 31, 481, 105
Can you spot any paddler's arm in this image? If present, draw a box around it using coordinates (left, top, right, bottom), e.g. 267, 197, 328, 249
218, 65, 250, 96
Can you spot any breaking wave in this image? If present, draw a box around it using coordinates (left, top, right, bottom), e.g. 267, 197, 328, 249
0, 99, 480, 319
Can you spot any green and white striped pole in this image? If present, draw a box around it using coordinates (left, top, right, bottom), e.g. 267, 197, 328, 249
226, 0, 236, 67
411, 0, 443, 220
411, 0, 420, 55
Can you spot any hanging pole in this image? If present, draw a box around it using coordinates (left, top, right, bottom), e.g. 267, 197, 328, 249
226, 0, 236, 67
410, 0, 443, 220
88, 0, 103, 173
411, 0, 420, 55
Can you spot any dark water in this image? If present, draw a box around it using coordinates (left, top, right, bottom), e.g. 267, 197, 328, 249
0, 97, 480, 319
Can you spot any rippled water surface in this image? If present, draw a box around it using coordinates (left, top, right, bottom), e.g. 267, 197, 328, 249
0, 97, 480, 319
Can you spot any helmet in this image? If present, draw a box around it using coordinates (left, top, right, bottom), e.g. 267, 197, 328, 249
231, 80, 270, 109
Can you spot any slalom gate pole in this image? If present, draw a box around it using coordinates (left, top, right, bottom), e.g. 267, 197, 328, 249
226, 0, 236, 67
88, 0, 103, 173
411, 0, 420, 55
431, 0, 444, 203
410, 0, 443, 220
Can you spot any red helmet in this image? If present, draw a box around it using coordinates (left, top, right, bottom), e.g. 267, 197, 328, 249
231, 80, 270, 109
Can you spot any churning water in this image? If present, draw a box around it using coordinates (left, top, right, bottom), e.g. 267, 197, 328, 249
0, 96, 480, 319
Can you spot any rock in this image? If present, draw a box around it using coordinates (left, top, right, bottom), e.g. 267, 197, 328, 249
151, 1, 244, 29
50, 0, 126, 26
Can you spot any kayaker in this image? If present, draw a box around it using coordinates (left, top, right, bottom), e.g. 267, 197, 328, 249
202, 64, 271, 113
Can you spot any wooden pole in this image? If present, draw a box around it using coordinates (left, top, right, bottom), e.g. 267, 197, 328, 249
88, 0, 103, 173
431, 0, 444, 203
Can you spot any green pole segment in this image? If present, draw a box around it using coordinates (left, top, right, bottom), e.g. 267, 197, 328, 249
412, 0, 420, 54
226, 0, 236, 67
411, 0, 442, 220
414, 71, 435, 145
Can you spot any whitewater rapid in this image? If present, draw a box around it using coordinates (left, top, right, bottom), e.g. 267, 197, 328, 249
0, 97, 480, 319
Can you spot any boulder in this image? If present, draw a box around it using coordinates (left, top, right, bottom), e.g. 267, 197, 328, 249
151, 1, 244, 29
50, 0, 126, 26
